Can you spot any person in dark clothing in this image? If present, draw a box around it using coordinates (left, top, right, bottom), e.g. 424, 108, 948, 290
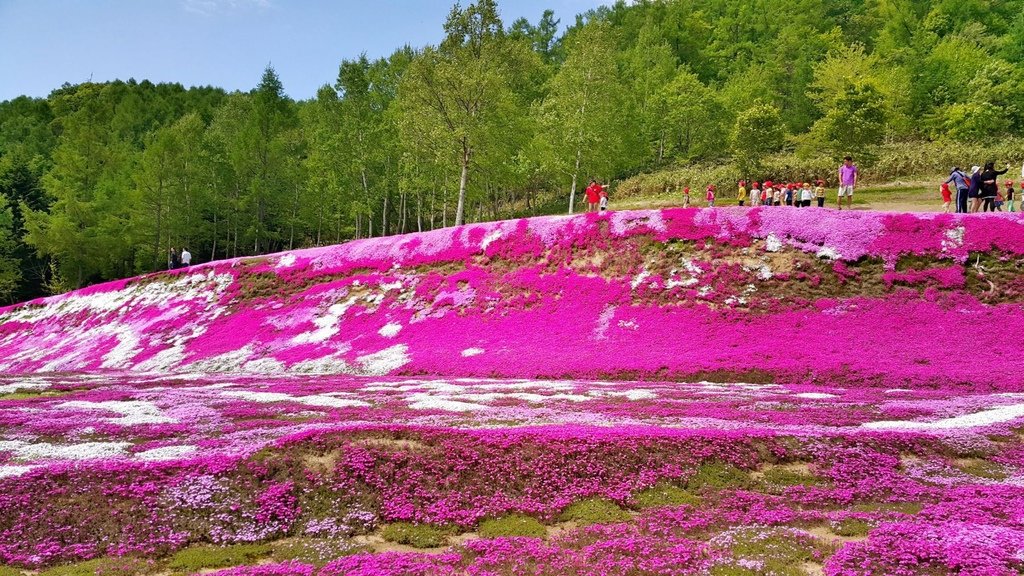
945, 167, 970, 214
977, 162, 1008, 213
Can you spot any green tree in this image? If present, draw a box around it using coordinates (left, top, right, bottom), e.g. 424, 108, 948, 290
0, 194, 21, 301
539, 20, 626, 213
731, 102, 785, 172
398, 0, 527, 226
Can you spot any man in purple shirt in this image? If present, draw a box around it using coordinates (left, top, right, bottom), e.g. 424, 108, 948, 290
837, 156, 858, 210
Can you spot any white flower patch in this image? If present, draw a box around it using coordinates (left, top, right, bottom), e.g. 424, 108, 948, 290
100, 327, 143, 369
591, 389, 657, 401
765, 234, 783, 253
942, 226, 965, 252
379, 323, 403, 338
630, 270, 651, 290
0, 440, 132, 462
593, 305, 616, 341
0, 381, 50, 394
795, 393, 837, 400
407, 396, 490, 412
461, 347, 484, 357
0, 465, 35, 478
289, 355, 353, 374
242, 357, 287, 373
863, 403, 1024, 430
816, 246, 841, 260
480, 229, 503, 250
291, 298, 358, 344
136, 445, 198, 461
756, 265, 773, 280
58, 400, 176, 426
617, 319, 639, 330
220, 390, 370, 409
357, 344, 410, 375
185, 345, 254, 373
276, 254, 297, 268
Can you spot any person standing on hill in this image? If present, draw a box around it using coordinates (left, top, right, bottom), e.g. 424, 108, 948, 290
737, 180, 747, 206
181, 247, 192, 267
977, 162, 1008, 213
837, 156, 857, 210
814, 180, 826, 207
705, 184, 716, 207
169, 247, 180, 270
682, 185, 691, 208
585, 180, 604, 213
1007, 181, 1016, 212
749, 182, 761, 206
945, 167, 970, 213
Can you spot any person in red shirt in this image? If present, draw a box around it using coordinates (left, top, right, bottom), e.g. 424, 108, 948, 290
585, 180, 604, 213
940, 182, 952, 213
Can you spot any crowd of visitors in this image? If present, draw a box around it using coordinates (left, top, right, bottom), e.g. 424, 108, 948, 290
944, 162, 1018, 213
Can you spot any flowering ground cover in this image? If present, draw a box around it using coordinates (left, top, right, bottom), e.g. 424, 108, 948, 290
1, 208, 1023, 575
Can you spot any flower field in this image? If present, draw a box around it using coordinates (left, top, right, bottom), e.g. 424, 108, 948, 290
1, 207, 1023, 575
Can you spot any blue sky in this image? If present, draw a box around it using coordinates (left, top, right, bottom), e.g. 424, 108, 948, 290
0, 0, 605, 102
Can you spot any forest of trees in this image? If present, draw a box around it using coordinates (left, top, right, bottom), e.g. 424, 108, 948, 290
2, 0, 1024, 300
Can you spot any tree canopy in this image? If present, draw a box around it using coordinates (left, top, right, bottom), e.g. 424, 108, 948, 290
2, 0, 1023, 300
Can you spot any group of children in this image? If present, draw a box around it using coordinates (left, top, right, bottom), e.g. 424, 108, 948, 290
682, 180, 829, 209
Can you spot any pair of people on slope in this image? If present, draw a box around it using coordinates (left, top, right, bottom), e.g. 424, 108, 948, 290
584, 180, 609, 213
168, 247, 193, 270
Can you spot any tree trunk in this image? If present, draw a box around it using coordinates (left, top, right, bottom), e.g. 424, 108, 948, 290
455, 144, 469, 226
568, 147, 582, 214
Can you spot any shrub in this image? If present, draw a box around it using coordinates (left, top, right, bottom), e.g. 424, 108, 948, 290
168, 544, 271, 574
759, 465, 820, 493
379, 523, 451, 549
633, 483, 701, 508
559, 498, 631, 525
477, 514, 547, 538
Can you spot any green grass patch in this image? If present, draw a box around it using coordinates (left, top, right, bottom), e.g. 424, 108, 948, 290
712, 527, 831, 576
379, 522, 451, 549
687, 462, 752, 491
38, 557, 157, 576
850, 501, 923, 515
831, 518, 872, 537
633, 482, 701, 508
270, 538, 362, 566
559, 498, 631, 525
759, 465, 820, 493
167, 544, 271, 574
955, 459, 1008, 480
0, 567, 25, 576
478, 514, 547, 538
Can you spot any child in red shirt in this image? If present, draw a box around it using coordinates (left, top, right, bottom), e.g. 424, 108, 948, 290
706, 185, 716, 207
940, 182, 952, 213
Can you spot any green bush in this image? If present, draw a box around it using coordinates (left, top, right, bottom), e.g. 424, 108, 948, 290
633, 482, 701, 508
687, 462, 752, 491
379, 523, 451, 548
559, 498, 631, 525
167, 544, 271, 574
478, 514, 547, 538
270, 538, 362, 566
759, 465, 820, 493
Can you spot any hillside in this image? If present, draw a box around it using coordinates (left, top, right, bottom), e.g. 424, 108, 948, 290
2, 207, 1024, 575
2, 207, 1023, 388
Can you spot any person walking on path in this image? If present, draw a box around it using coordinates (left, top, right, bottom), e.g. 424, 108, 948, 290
837, 156, 857, 210
181, 248, 192, 267
1007, 181, 1016, 213
585, 180, 604, 213
946, 167, 970, 213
